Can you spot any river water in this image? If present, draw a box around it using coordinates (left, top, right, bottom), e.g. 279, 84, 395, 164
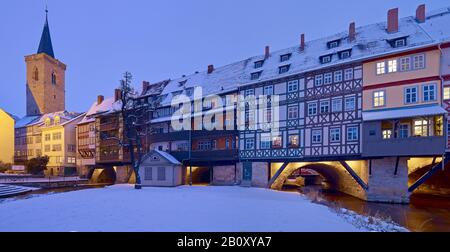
285, 185, 450, 232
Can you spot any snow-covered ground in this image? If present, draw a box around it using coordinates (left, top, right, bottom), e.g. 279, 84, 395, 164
0, 185, 406, 232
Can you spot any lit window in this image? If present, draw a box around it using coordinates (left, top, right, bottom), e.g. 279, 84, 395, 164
272, 136, 282, 148
288, 135, 299, 148
382, 130, 392, 139
332, 99, 342, 112
320, 100, 330, 114
334, 71, 343, 82
345, 97, 356, 111
405, 87, 418, 104
414, 119, 429, 137
288, 106, 298, 119
324, 73, 332, 84
377, 62, 386, 75
287, 80, 299, 92
400, 57, 411, 71
315, 75, 323, 86
347, 127, 359, 141
312, 130, 322, 143
373, 91, 385, 107
413, 54, 425, 69
308, 103, 317, 116
330, 128, 341, 142
388, 60, 398, 73
444, 87, 450, 100
423, 84, 436, 102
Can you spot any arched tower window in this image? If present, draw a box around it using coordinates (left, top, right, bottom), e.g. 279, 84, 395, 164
33, 67, 39, 81
51, 72, 57, 85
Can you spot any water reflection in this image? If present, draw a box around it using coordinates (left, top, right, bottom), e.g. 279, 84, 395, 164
284, 185, 450, 232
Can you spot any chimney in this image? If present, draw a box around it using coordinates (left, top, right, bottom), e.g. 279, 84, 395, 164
207, 64, 214, 74
348, 22, 356, 42
114, 89, 122, 102
300, 34, 305, 51
97, 95, 104, 105
387, 8, 399, 33
142, 81, 150, 93
416, 4, 426, 23
265, 46, 270, 59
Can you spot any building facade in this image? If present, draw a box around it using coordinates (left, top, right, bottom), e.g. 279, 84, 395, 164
0, 109, 16, 164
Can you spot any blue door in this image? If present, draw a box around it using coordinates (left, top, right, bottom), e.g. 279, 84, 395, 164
243, 162, 252, 181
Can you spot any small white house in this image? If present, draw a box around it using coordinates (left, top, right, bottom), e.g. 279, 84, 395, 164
138, 150, 183, 187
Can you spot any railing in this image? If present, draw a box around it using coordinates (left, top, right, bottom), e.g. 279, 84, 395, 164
148, 130, 238, 142
99, 122, 119, 131
170, 149, 238, 161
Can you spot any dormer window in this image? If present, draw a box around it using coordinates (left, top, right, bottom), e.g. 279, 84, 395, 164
280, 53, 291, 62
45, 118, 51, 127
172, 91, 182, 97
254, 60, 264, 69
279, 65, 290, 74
178, 80, 187, 87
327, 39, 341, 49
320, 54, 333, 64
388, 37, 407, 48
54, 116, 60, 125
251, 71, 262, 80
338, 50, 352, 60
185, 88, 194, 97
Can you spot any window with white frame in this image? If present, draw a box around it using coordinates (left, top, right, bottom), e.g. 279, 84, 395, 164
394, 39, 406, 48
280, 54, 291, 62
145, 167, 153, 180
332, 99, 342, 112
320, 100, 330, 114
413, 54, 425, 70
376, 62, 386, 75
288, 106, 299, 119
345, 97, 356, 111
312, 130, 322, 143
405, 87, 418, 104
324, 73, 332, 85
444, 87, 450, 100
373, 91, 385, 107
244, 89, 254, 97
347, 126, 359, 141
251, 72, 262, 80
388, 60, 398, 73
315, 75, 323, 86
279, 65, 290, 74
330, 128, 341, 142
245, 139, 255, 150
254, 60, 264, 68
260, 136, 271, 149
334, 71, 343, 82
308, 103, 317, 116
263, 85, 273, 95
344, 69, 354, 80
423, 84, 436, 102
414, 119, 429, 137
288, 80, 299, 92
400, 57, 411, 71
321, 55, 332, 64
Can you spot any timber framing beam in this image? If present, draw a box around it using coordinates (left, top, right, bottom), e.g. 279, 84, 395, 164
267, 162, 288, 189
409, 154, 448, 193
339, 161, 369, 191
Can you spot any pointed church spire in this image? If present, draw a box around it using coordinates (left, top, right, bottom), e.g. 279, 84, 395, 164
37, 7, 55, 58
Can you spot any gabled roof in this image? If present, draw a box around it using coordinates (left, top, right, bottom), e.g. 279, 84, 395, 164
37, 11, 55, 58
15, 111, 83, 128
142, 150, 182, 165
78, 97, 119, 124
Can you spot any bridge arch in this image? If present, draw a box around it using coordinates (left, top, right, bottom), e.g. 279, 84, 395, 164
270, 161, 368, 200
89, 168, 117, 184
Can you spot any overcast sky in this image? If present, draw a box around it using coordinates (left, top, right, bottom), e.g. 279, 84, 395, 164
1, 0, 449, 117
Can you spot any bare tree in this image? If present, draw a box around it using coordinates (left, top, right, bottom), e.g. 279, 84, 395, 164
115, 72, 153, 189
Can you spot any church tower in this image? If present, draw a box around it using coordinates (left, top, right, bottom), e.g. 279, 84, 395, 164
25, 9, 66, 116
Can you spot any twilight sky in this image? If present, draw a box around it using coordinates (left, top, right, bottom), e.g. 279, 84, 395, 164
1, 0, 448, 117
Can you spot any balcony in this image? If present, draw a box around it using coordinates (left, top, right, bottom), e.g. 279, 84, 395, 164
169, 149, 238, 162
99, 122, 119, 132
147, 130, 238, 142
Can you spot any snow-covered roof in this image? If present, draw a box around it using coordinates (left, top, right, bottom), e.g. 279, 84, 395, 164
143, 150, 181, 165
362, 105, 447, 122
79, 97, 118, 124
152, 6, 450, 106
15, 111, 83, 128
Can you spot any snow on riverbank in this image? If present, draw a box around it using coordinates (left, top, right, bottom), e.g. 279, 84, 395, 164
0, 185, 405, 232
